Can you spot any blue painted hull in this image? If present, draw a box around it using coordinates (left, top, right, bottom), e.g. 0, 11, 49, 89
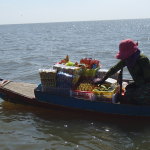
35, 87, 150, 117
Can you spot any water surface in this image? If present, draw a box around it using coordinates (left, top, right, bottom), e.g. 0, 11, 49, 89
0, 19, 150, 150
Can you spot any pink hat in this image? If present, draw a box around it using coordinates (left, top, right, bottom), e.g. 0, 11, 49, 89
116, 39, 138, 60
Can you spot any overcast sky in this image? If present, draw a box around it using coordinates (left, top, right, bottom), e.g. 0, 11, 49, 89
0, 0, 150, 24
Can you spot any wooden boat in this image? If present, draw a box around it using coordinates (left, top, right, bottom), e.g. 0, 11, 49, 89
0, 79, 150, 119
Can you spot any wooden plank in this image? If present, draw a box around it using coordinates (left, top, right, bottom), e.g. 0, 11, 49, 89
1, 81, 37, 99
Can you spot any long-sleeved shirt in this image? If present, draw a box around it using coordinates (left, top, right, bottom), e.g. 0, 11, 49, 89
103, 54, 150, 86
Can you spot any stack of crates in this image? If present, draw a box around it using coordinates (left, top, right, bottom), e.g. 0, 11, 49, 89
39, 69, 57, 91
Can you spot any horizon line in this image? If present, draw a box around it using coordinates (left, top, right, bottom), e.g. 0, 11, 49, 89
0, 17, 150, 26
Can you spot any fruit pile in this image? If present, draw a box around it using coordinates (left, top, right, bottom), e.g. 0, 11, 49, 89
93, 84, 113, 92
76, 82, 95, 91
80, 58, 100, 69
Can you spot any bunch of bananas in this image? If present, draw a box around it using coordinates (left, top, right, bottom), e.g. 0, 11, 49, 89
77, 83, 94, 91
93, 84, 112, 92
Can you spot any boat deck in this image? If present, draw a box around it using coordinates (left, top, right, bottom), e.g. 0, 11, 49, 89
0, 81, 37, 99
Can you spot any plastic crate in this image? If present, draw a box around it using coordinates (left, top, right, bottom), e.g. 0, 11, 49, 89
41, 79, 56, 87
70, 90, 94, 100
53, 64, 81, 75
39, 69, 57, 79
82, 68, 98, 77
92, 86, 118, 102
41, 85, 70, 96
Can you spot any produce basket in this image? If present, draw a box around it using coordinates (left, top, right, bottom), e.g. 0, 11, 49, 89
92, 84, 118, 102
39, 69, 57, 79
82, 68, 98, 77
41, 79, 56, 87
70, 90, 94, 100
39, 69, 57, 87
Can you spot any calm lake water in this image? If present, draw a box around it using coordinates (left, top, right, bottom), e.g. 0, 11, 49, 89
0, 19, 150, 150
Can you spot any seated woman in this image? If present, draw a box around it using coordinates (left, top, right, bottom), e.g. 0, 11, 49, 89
94, 39, 150, 105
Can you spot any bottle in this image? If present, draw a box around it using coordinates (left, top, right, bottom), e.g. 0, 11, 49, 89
66, 55, 69, 62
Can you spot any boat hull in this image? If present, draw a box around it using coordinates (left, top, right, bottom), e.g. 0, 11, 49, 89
0, 80, 150, 119
35, 87, 150, 117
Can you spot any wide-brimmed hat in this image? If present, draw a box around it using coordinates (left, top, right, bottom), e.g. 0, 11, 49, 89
116, 39, 138, 60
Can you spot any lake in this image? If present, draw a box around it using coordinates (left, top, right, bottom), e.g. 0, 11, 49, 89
0, 19, 150, 150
